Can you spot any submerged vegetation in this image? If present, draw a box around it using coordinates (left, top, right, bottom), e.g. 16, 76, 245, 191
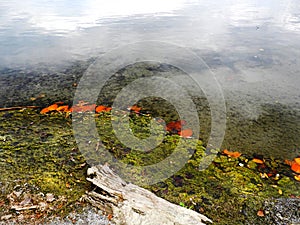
0, 61, 299, 224
0, 109, 89, 223
0, 107, 299, 224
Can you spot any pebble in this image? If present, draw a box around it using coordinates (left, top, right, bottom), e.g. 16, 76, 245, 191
0, 207, 114, 225
46, 207, 114, 225
46, 193, 55, 202
0, 214, 12, 220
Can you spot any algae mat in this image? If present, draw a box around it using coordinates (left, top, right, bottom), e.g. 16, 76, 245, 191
0, 108, 299, 224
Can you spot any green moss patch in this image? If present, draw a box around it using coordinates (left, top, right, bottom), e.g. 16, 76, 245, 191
0, 108, 299, 224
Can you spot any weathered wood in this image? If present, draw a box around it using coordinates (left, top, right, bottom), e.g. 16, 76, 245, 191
84, 164, 212, 225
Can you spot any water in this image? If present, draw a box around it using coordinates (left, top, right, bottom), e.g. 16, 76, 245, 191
0, 2, 299, 224
0, 1, 299, 155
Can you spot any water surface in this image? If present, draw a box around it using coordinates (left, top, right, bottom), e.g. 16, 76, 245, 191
0, 0, 299, 158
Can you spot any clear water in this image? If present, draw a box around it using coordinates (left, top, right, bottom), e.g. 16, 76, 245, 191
0, 0, 299, 157
0, 2, 299, 223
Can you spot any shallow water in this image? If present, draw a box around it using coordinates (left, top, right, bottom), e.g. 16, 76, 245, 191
0, 1, 299, 166
0, 0, 300, 185
0, 3, 299, 225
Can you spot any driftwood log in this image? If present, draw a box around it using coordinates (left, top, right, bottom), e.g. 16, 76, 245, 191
84, 164, 212, 225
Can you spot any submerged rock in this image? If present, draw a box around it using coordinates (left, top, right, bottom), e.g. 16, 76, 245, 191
263, 198, 300, 225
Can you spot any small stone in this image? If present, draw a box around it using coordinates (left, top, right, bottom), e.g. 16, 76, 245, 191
19, 194, 32, 206
17, 214, 24, 221
39, 201, 48, 211
46, 193, 55, 202
1, 214, 13, 220
13, 190, 22, 198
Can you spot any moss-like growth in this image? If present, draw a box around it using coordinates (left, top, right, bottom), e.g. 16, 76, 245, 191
0, 108, 299, 224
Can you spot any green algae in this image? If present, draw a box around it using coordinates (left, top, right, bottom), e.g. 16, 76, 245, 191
1, 60, 299, 159
78, 108, 299, 224
94, 110, 299, 224
0, 109, 89, 219
0, 107, 299, 224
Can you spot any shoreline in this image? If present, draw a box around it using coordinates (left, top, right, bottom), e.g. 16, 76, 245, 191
0, 60, 299, 159
0, 107, 299, 225
0, 60, 299, 224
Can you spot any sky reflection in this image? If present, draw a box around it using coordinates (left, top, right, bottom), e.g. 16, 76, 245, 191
0, 0, 299, 158
0, 0, 300, 67
1, 0, 187, 34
